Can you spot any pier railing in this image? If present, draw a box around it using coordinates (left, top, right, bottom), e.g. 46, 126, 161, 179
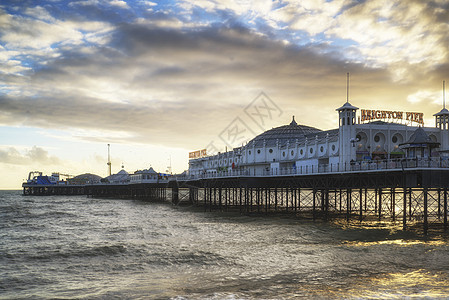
180, 157, 449, 180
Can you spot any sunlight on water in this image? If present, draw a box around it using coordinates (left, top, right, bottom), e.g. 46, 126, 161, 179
343, 239, 447, 247
342, 270, 449, 299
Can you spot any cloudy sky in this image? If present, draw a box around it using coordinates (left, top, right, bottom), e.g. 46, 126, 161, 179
1, 0, 449, 189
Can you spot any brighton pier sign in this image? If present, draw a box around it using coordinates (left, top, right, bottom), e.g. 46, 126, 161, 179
360, 109, 424, 125
189, 149, 207, 159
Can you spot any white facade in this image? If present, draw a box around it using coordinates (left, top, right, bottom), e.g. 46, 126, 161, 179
188, 101, 449, 177
129, 167, 170, 184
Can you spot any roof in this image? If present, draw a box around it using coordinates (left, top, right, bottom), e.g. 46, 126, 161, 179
434, 108, 449, 116
104, 169, 130, 182
358, 120, 408, 127
400, 127, 440, 147
246, 116, 322, 147
336, 101, 358, 111
71, 173, 102, 182
134, 167, 158, 174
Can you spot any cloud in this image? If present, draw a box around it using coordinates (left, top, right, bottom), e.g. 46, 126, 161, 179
0, 21, 401, 148
1, 1, 449, 152
0, 6, 114, 76
109, 0, 129, 9
183, 0, 449, 79
328, 0, 449, 73
0, 146, 61, 165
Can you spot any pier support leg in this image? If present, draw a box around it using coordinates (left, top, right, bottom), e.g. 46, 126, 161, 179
250, 188, 253, 212
219, 188, 222, 211
239, 187, 243, 214
204, 188, 207, 212
313, 189, 316, 220
424, 188, 428, 235
294, 188, 298, 213
339, 190, 342, 213
274, 188, 278, 211
392, 188, 395, 222
210, 188, 213, 212
346, 189, 350, 221
189, 188, 195, 204
378, 188, 382, 220
444, 188, 448, 231
374, 189, 378, 215
172, 187, 179, 205
403, 188, 407, 230
359, 188, 363, 221
320, 190, 324, 213
224, 188, 228, 211
265, 189, 269, 214
409, 189, 412, 221
257, 188, 260, 213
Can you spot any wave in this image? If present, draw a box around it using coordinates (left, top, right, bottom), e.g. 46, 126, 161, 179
2, 244, 129, 262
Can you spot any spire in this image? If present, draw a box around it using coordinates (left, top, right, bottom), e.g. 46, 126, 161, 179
346, 72, 350, 103
290, 115, 297, 126
443, 80, 446, 109
434, 80, 449, 116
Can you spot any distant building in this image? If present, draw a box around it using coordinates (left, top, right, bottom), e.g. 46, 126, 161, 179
129, 167, 170, 184
68, 173, 102, 185
102, 169, 130, 184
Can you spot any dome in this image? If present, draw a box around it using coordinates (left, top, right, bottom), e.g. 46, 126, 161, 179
247, 116, 322, 147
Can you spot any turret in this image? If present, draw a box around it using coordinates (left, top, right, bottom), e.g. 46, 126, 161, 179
434, 80, 449, 154
337, 73, 358, 167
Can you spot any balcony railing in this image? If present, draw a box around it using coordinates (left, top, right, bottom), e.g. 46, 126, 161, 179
177, 157, 449, 180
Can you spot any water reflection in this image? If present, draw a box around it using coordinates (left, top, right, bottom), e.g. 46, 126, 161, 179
341, 270, 449, 299
344, 239, 447, 247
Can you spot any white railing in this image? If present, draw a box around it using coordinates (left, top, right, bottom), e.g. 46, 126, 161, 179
177, 157, 449, 180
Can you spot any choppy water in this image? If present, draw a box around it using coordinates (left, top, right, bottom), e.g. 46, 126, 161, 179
2, 190, 449, 299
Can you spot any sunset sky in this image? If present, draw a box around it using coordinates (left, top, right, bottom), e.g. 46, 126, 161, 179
1, 0, 449, 189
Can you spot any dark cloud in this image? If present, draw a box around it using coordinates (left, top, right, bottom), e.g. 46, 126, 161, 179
1, 6, 449, 150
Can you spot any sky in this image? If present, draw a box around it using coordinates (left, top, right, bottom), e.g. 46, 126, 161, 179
1, 0, 449, 189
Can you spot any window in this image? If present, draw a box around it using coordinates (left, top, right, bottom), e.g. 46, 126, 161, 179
332, 145, 336, 151
300, 149, 304, 155
283, 152, 286, 157
257, 149, 261, 154
269, 149, 273, 153
374, 135, 380, 143
392, 135, 398, 143
249, 151, 251, 155
310, 148, 313, 154
291, 150, 294, 156
320, 146, 324, 152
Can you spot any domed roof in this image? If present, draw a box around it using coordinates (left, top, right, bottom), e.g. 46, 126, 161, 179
247, 116, 322, 147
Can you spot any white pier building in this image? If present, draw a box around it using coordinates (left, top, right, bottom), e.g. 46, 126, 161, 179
188, 95, 449, 178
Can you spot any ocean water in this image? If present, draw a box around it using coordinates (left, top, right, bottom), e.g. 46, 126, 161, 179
2, 190, 449, 299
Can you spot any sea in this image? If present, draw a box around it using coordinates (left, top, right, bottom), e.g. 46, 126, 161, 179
2, 190, 449, 299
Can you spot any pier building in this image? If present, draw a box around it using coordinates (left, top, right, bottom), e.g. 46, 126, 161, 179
188, 100, 449, 178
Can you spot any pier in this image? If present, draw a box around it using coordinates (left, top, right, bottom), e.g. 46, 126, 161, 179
165, 168, 449, 234
23, 161, 449, 235
21, 94, 449, 234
